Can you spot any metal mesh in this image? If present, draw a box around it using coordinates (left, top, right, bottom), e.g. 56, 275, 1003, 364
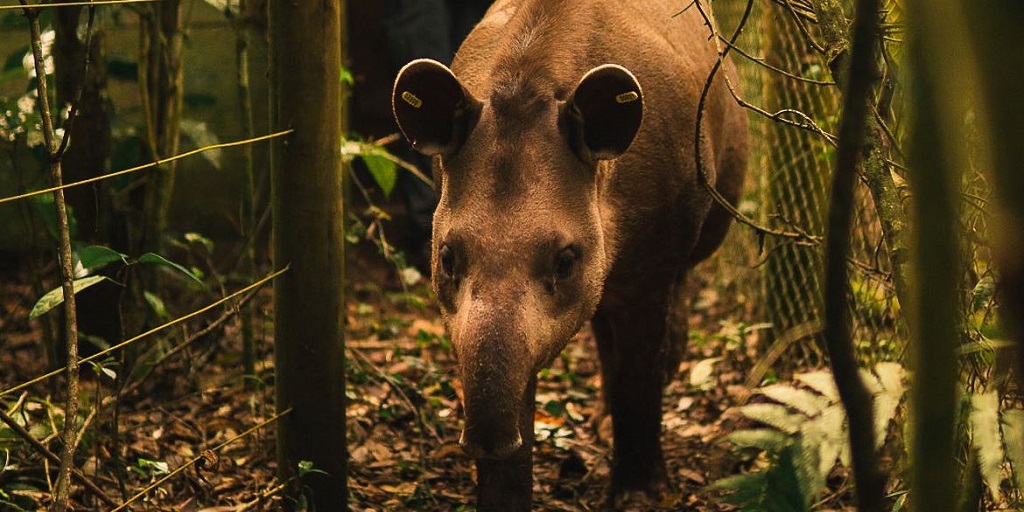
709, 0, 904, 373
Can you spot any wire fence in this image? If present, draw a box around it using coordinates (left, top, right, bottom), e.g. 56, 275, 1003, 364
711, 0, 907, 376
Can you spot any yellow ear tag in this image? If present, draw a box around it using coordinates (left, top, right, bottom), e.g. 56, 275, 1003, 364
402, 91, 423, 108
615, 91, 639, 104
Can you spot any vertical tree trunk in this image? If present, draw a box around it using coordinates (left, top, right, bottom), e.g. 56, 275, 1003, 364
962, 0, 1024, 405
904, 0, 970, 509
270, 0, 347, 509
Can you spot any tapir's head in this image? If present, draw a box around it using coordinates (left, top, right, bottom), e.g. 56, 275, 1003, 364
392, 59, 643, 459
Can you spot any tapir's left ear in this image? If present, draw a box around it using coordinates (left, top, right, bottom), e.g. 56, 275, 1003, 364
564, 64, 644, 161
392, 59, 480, 156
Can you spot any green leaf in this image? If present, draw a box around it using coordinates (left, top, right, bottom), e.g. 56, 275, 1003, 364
759, 384, 829, 417
1001, 408, 1024, 494
725, 429, 791, 453
340, 67, 354, 86
970, 390, 1003, 497
362, 152, 398, 199
30, 276, 109, 320
137, 253, 203, 285
737, 403, 803, 435
77, 245, 127, 272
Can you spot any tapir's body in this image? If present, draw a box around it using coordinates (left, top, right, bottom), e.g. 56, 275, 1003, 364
392, 0, 747, 509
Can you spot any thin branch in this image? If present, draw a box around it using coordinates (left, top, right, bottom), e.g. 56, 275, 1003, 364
691, 0, 823, 244
820, 0, 886, 510
0, 266, 288, 398
713, 34, 837, 86
22, 5, 81, 510
0, 130, 293, 206
110, 408, 292, 512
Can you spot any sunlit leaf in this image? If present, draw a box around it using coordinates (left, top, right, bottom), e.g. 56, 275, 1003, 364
758, 384, 829, 417
725, 429, 791, 453
1002, 408, 1024, 493
971, 390, 1003, 497
737, 403, 802, 435
30, 275, 109, 320
362, 152, 398, 199
794, 371, 839, 402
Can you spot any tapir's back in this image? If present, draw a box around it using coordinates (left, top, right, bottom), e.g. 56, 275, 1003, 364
452, 0, 747, 284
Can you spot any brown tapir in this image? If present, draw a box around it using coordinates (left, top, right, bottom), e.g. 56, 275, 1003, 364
391, 0, 747, 509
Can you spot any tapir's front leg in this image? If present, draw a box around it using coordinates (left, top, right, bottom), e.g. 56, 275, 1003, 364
592, 288, 673, 506
475, 378, 536, 512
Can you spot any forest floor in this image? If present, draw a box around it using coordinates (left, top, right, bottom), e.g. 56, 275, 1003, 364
0, 225, 784, 511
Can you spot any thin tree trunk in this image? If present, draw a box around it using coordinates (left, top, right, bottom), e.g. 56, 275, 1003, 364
820, 0, 886, 509
23, 7, 81, 511
236, 0, 257, 387
270, 0, 347, 509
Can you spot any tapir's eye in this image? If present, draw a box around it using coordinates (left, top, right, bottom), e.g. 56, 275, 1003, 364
439, 244, 456, 278
554, 247, 578, 280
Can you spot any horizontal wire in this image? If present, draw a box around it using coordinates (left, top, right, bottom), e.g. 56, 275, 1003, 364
0, 130, 292, 206
0, 266, 289, 398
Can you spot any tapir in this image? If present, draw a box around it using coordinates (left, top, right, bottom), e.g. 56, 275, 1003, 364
391, 0, 747, 509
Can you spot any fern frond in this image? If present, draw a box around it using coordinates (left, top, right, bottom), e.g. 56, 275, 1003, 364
739, 403, 804, 435
1001, 408, 1024, 494
727, 429, 792, 453
794, 371, 839, 402
971, 390, 1004, 497
759, 384, 830, 417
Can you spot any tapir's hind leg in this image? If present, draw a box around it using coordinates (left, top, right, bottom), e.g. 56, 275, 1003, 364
592, 281, 675, 505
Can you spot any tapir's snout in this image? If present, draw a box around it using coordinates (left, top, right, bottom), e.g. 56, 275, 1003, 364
459, 421, 523, 459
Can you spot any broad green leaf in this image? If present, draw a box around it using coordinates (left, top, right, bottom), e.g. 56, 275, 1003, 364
766, 447, 812, 512
725, 429, 791, 453
794, 371, 839, 402
970, 390, 1003, 497
759, 384, 829, 417
362, 153, 398, 199
1001, 408, 1024, 493
138, 253, 203, 285
737, 403, 803, 435
30, 276, 109, 319
77, 245, 127, 272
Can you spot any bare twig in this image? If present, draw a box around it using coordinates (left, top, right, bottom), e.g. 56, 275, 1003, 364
0, 408, 118, 508
691, 0, 823, 244
0, 0, 164, 11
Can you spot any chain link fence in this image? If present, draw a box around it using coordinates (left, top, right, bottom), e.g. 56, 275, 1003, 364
704, 0, 905, 376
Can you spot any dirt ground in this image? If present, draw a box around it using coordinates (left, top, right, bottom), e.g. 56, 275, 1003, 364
0, 227, 772, 511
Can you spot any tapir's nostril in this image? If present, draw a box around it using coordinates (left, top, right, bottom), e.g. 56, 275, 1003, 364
459, 427, 523, 460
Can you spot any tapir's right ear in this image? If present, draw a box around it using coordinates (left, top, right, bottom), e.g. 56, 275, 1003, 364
392, 59, 480, 156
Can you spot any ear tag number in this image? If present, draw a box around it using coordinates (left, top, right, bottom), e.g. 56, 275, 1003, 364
615, 91, 639, 104
402, 91, 423, 108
